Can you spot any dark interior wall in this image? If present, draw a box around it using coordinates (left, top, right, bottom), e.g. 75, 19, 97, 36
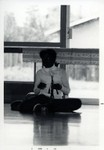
4, 81, 34, 103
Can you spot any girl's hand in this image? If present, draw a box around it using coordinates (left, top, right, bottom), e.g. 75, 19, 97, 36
38, 82, 46, 89
52, 83, 62, 90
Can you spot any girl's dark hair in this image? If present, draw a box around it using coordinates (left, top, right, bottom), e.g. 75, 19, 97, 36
39, 49, 57, 60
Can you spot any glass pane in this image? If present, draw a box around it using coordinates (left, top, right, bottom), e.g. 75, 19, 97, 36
70, 4, 99, 48
67, 4, 99, 99
4, 2, 60, 42
4, 53, 34, 81
66, 64, 99, 99
70, 4, 99, 22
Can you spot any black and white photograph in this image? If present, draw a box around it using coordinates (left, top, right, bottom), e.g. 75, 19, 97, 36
0, 0, 104, 150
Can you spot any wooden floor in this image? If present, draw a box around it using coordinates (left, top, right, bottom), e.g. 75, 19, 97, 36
4, 104, 99, 147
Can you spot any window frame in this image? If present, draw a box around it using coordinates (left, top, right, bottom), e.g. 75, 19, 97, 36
4, 5, 99, 103
4, 5, 69, 50
4, 5, 69, 82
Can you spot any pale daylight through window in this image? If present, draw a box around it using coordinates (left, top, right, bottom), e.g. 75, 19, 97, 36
4, 3, 60, 42
4, 2, 99, 99
4, 2, 60, 82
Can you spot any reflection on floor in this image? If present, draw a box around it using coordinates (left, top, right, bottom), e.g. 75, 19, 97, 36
4, 104, 99, 146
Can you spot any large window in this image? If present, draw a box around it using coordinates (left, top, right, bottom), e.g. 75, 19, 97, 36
68, 4, 99, 99
4, 3, 60, 42
4, 3, 61, 81
4, 3, 99, 99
